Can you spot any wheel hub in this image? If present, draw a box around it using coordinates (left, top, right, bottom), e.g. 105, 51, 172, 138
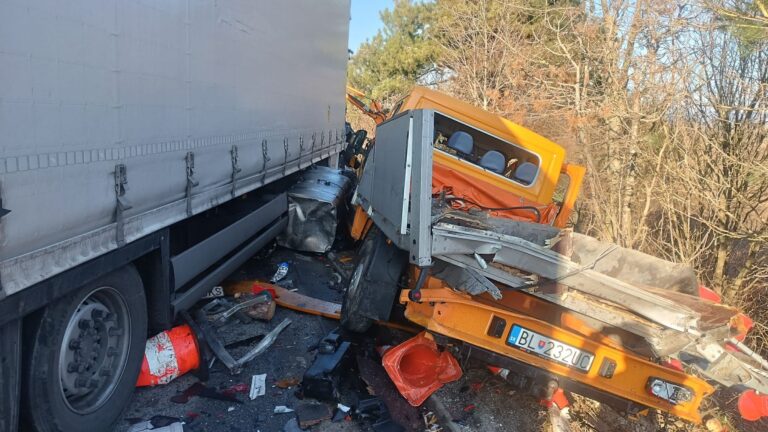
59, 287, 131, 414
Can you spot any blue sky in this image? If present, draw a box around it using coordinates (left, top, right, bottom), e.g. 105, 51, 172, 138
348, 0, 393, 52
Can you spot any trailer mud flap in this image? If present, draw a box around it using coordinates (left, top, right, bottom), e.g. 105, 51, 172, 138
355, 229, 408, 322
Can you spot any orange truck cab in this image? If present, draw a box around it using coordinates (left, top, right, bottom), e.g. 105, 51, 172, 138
396, 87, 585, 228
349, 87, 585, 240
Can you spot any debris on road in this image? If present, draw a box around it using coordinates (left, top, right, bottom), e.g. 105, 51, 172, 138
128, 422, 185, 432
170, 382, 242, 404
190, 307, 291, 374
249, 374, 267, 399
235, 292, 276, 321
209, 293, 271, 325
270, 262, 290, 283
357, 356, 423, 431
300, 329, 351, 401
272, 284, 342, 319
296, 402, 333, 428
127, 415, 184, 432
274, 405, 294, 414
275, 377, 300, 389
222, 383, 249, 397
381, 332, 462, 406
137, 324, 202, 387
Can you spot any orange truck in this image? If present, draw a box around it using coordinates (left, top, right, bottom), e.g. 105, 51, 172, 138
340, 87, 768, 424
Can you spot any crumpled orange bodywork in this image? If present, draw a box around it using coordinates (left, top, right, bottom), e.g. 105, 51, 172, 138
432, 162, 559, 224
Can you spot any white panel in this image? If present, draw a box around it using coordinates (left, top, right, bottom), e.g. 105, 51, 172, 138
0, 0, 351, 294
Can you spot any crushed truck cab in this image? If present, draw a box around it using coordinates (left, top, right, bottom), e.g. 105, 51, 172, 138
343, 88, 768, 424
398, 87, 585, 228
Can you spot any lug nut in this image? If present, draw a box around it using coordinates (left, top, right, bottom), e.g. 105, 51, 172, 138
91, 309, 104, 319
67, 362, 79, 373
78, 319, 91, 329
68, 340, 80, 350
104, 313, 116, 322
75, 377, 88, 388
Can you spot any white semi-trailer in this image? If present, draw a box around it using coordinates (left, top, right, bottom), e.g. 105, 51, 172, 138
0, 1, 350, 430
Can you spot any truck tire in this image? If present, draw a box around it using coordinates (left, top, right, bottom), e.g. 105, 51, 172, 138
340, 228, 379, 333
23, 265, 147, 432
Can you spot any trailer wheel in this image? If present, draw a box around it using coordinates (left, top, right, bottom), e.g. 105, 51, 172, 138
24, 265, 147, 432
341, 228, 380, 333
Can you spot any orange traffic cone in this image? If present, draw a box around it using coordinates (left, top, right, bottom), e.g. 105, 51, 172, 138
738, 389, 768, 421
382, 332, 462, 406
136, 324, 200, 387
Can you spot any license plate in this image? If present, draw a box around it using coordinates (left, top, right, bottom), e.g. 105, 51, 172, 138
508, 325, 595, 372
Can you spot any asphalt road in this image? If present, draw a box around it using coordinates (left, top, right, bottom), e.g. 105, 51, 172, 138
117, 245, 550, 432
118, 246, 363, 432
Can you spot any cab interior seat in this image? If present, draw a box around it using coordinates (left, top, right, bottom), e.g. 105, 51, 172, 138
513, 162, 538, 185
446, 131, 474, 160
479, 150, 506, 174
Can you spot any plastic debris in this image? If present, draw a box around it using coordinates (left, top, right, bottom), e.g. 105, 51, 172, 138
250, 374, 267, 400
275, 377, 300, 389
127, 418, 185, 432
149, 423, 185, 432
337, 403, 351, 413
270, 262, 290, 283
296, 403, 332, 428
274, 405, 294, 414
301, 329, 351, 401
738, 389, 768, 421
227, 406, 236, 412
381, 332, 462, 406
